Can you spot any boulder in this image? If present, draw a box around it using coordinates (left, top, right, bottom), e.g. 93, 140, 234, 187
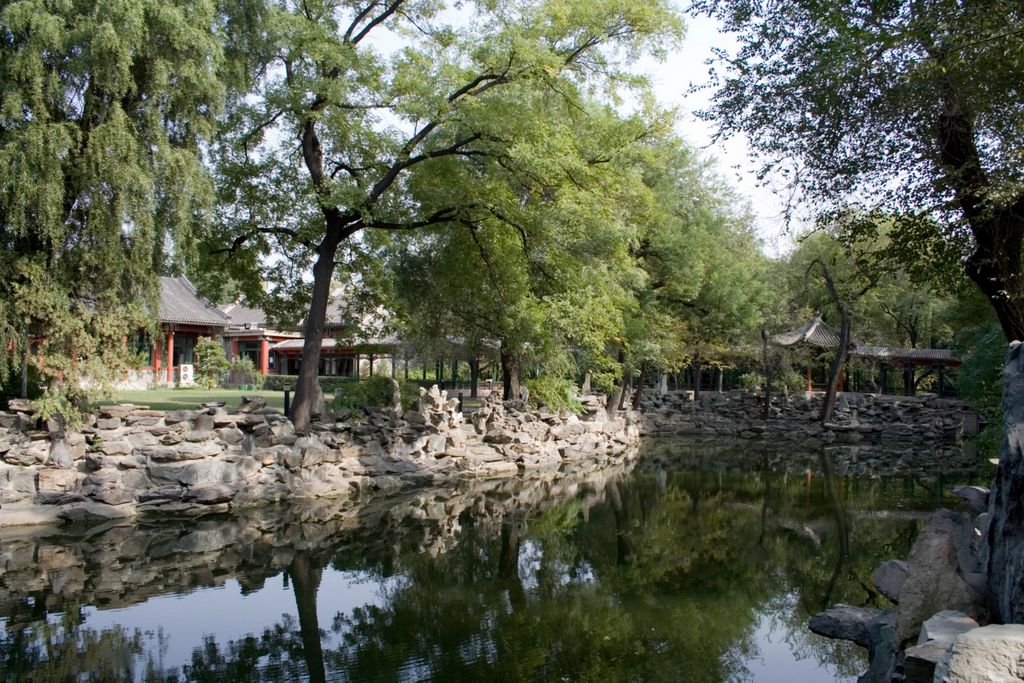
896, 511, 988, 644
934, 624, 1024, 682
872, 559, 909, 604
952, 485, 990, 515
917, 610, 979, 646
808, 605, 896, 648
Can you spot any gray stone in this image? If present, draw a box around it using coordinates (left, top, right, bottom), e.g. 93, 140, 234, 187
164, 410, 197, 424
96, 417, 121, 430
987, 341, 1024, 623
934, 623, 1024, 682
147, 460, 242, 487
218, 427, 245, 444
918, 610, 979, 647
859, 613, 898, 683
99, 440, 133, 456
897, 510, 988, 644
808, 605, 896, 648
952, 485, 989, 515
903, 639, 952, 683
58, 501, 134, 523
47, 439, 75, 469
192, 413, 215, 432
183, 484, 236, 505
872, 559, 908, 604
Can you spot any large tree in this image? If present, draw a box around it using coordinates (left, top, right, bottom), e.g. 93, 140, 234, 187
0, 0, 224, 415
693, 0, 1024, 340
208, 0, 682, 431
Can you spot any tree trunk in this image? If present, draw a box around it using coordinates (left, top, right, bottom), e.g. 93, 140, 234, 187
469, 357, 480, 398
761, 328, 772, 419
606, 349, 627, 418
692, 357, 702, 401
820, 304, 852, 425
19, 333, 29, 399
633, 362, 650, 408
500, 341, 521, 400
288, 552, 326, 683
290, 229, 343, 433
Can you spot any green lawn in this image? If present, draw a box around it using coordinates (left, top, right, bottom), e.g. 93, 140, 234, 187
98, 388, 288, 412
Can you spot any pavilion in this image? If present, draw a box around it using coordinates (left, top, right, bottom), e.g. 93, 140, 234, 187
771, 316, 962, 396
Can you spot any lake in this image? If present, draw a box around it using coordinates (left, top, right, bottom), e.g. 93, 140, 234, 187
0, 437, 981, 682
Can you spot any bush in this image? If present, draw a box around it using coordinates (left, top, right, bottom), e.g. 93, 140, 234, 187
230, 356, 265, 390
738, 372, 763, 391
524, 376, 584, 414
332, 375, 421, 412
194, 338, 230, 390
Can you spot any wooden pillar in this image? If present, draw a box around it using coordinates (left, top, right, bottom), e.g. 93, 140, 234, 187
152, 339, 161, 380
369, 354, 374, 377
166, 329, 175, 384
232, 338, 239, 361
937, 364, 945, 398
260, 339, 269, 375
806, 366, 813, 392
880, 364, 888, 394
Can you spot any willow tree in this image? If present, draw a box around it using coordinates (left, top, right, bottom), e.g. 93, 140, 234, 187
0, 0, 224, 415
694, 0, 1024, 341
207, 0, 682, 432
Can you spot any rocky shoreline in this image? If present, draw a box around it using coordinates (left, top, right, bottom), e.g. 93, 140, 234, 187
0, 386, 639, 528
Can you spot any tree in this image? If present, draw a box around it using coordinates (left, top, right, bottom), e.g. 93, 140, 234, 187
206, 0, 683, 431
0, 0, 225, 416
694, 0, 1024, 340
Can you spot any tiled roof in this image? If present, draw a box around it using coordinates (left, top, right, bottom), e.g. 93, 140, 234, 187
218, 302, 266, 327
772, 317, 854, 348
159, 277, 231, 327
271, 336, 401, 352
854, 346, 962, 365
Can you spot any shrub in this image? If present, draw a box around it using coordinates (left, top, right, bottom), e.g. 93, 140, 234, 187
194, 338, 230, 390
332, 375, 421, 412
524, 376, 584, 414
230, 356, 265, 390
263, 374, 358, 393
738, 372, 763, 391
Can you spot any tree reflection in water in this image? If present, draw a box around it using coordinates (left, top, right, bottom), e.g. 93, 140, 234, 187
0, 439, 980, 682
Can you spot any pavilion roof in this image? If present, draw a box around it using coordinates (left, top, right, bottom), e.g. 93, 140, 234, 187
159, 277, 231, 327
772, 317, 858, 349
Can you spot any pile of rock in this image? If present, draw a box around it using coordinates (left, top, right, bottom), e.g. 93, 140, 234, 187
810, 489, 1024, 682
639, 390, 976, 443
0, 387, 640, 527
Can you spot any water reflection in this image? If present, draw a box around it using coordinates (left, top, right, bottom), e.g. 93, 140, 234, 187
0, 439, 980, 682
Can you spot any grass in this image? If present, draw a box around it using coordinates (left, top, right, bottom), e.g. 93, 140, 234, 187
98, 388, 288, 412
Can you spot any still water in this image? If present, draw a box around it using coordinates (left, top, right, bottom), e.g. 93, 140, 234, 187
0, 438, 980, 682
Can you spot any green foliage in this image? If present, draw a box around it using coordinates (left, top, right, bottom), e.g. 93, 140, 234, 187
737, 369, 804, 393
524, 376, 585, 415
229, 356, 265, 390
332, 375, 420, 413
194, 338, 231, 390
0, 0, 225, 416
263, 374, 356, 393
695, 0, 1024, 338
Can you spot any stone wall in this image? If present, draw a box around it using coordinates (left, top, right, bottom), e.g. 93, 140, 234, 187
639, 390, 977, 443
0, 387, 639, 528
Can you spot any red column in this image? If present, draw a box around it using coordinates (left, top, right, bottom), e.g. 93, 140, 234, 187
153, 339, 161, 379
166, 329, 175, 384
806, 366, 813, 392
232, 338, 239, 360
260, 339, 269, 374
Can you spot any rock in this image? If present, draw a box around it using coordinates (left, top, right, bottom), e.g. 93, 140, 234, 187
58, 501, 134, 523
859, 614, 898, 683
896, 510, 988, 644
47, 439, 75, 469
952, 485, 989, 515
918, 610, 979, 646
164, 410, 197, 424
99, 440, 133, 456
987, 341, 1024, 623
96, 417, 121, 430
903, 639, 953, 683
238, 396, 266, 413
873, 559, 909, 604
37, 468, 82, 492
183, 484, 236, 505
934, 623, 1024, 682
192, 413, 215, 432
484, 430, 513, 445
808, 605, 896, 648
